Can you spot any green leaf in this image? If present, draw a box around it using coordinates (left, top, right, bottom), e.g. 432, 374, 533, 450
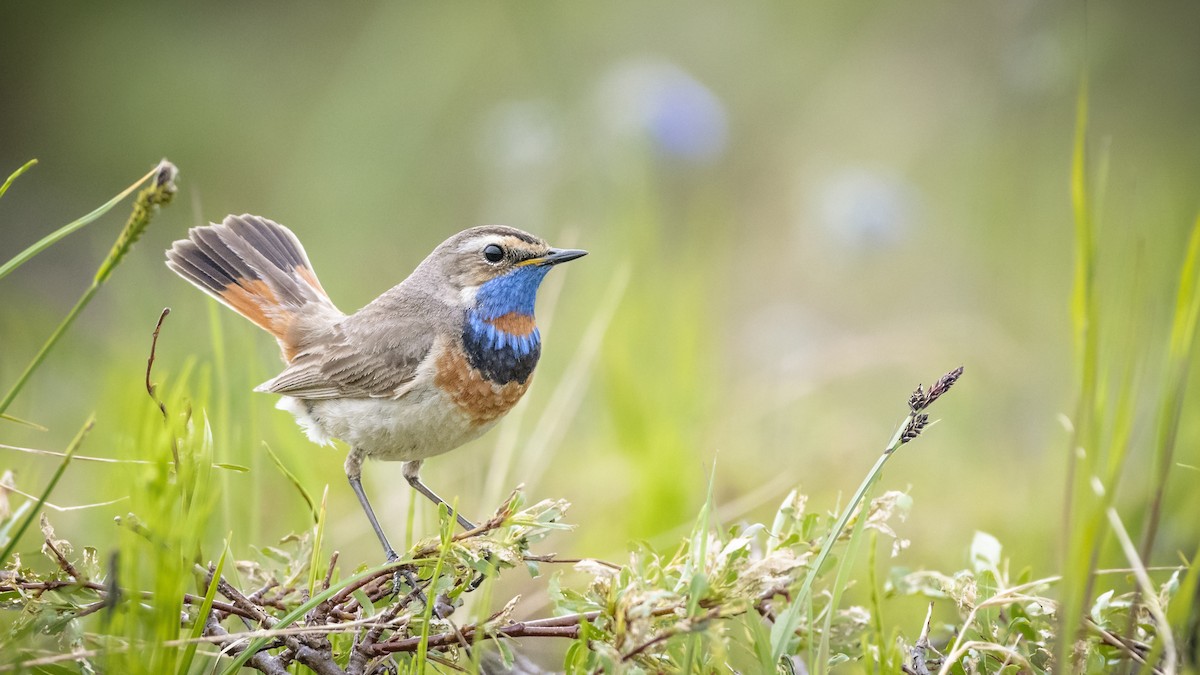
352, 589, 375, 616
178, 542, 228, 675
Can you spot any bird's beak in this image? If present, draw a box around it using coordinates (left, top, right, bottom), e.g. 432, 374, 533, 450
518, 248, 589, 267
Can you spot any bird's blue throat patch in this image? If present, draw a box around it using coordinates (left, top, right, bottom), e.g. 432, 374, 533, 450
462, 266, 550, 384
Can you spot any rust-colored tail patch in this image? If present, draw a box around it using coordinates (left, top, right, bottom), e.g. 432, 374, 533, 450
166, 214, 340, 360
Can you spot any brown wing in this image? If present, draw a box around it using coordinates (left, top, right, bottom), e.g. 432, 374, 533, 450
254, 290, 450, 400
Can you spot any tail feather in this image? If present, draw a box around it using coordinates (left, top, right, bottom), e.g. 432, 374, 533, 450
166, 215, 342, 361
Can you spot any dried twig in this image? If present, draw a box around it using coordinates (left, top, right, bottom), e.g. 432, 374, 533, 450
42, 534, 80, 580
145, 308, 170, 421
903, 602, 936, 675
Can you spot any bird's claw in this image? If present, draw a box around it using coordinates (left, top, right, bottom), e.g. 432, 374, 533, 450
384, 551, 421, 601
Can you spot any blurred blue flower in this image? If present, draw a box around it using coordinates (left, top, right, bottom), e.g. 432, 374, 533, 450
815, 168, 918, 250
595, 59, 728, 163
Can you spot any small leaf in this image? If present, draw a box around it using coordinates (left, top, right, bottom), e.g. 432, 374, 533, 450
1008, 616, 1036, 641
212, 463, 249, 473
970, 531, 1002, 573
1089, 589, 1115, 624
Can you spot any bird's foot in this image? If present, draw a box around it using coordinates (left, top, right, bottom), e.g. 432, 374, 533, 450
385, 551, 424, 603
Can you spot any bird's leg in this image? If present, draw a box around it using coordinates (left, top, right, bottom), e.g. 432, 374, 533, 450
402, 460, 477, 531
346, 450, 422, 599
403, 460, 493, 595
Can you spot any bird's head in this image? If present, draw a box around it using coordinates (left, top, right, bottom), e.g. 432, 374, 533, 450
425, 225, 586, 317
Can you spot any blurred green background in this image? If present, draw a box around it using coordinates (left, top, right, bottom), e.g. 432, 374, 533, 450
2, 0, 1199, 649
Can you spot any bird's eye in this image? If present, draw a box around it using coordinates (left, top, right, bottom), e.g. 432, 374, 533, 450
483, 244, 505, 263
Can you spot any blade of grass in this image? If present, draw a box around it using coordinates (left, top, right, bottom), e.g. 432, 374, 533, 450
0, 484, 125, 512
0, 440, 244, 471
818, 477, 875, 670
1059, 77, 1099, 669
416, 506, 457, 672
0, 162, 157, 282
771, 414, 912, 663
0, 159, 37, 200
0, 415, 93, 565
682, 463, 718, 671
263, 442, 318, 523
177, 541, 228, 675
0, 161, 177, 417
0, 413, 47, 431
1114, 210, 1200, 665
306, 486, 329, 598
1139, 211, 1200, 563
867, 531, 894, 673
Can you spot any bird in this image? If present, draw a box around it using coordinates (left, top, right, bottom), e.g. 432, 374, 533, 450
165, 214, 586, 568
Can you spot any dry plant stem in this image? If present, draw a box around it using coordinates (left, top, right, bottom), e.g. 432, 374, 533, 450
206, 616, 289, 675
217, 578, 278, 628
372, 583, 795, 657
0, 577, 260, 622
373, 618, 592, 654
903, 602, 936, 675
1088, 620, 1159, 674
145, 308, 171, 421
621, 603, 728, 663
43, 537, 80, 579
347, 602, 406, 675
144, 307, 181, 469
322, 551, 339, 590
217, 499, 525, 673
523, 553, 621, 569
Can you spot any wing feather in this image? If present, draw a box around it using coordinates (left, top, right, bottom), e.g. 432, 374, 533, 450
255, 291, 447, 399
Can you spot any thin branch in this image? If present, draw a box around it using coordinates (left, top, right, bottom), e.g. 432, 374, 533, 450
42, 536, 80, 580
0, 578, 259, 622
370, 611, 602, 655
205, 615, 290, 675
145, 307, 170, 421
904, 602, 935, 675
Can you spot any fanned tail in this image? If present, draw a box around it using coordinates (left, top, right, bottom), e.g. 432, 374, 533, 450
165, 214, 342, 361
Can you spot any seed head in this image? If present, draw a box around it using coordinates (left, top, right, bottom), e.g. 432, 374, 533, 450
909, 366, 963, 412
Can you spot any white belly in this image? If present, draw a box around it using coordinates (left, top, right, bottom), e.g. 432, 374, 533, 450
275, 384, 494, 461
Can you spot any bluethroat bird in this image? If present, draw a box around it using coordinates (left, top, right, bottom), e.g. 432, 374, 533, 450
165, 215, 586, 566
